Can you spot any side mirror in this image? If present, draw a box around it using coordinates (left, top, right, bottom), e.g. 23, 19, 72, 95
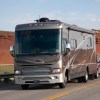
66, 43, 70, 52
10, 46, 15, 57
64, 43, 70, 56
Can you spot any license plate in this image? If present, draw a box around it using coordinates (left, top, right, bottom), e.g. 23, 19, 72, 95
33, 80, 40, 83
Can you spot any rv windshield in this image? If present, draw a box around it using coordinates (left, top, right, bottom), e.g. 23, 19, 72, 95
15, 29, 61, 55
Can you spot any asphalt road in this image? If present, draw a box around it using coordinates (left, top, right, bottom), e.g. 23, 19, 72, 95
0, 77, 100, 100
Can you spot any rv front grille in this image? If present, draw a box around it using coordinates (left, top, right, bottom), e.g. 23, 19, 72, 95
22, 66, 51, 75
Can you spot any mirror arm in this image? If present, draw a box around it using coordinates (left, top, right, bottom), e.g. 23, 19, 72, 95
10, 46, 15, 57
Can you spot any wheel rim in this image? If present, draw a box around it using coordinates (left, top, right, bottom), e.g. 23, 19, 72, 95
85, 73, 88, 81
97, 70, 99, 78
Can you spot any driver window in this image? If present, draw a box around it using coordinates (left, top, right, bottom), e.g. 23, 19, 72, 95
62, 39, 67, 52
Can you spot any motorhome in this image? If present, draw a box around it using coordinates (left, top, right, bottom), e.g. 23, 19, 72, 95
10, 17, 98, 89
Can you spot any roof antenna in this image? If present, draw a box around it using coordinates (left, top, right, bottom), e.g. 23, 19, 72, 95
38, 15, 40, 22
35, 15, 40, 22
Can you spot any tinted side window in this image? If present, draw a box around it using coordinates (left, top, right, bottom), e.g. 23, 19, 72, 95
88, 37, 92, 47
70, 39, 77, 49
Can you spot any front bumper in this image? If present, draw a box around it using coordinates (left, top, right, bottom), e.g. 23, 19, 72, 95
15, 74, 64, 84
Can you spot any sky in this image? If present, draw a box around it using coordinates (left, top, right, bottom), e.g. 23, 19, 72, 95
0, 0, 100, 31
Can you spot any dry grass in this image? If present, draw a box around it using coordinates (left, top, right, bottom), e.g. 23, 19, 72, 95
0, 64, 14, 74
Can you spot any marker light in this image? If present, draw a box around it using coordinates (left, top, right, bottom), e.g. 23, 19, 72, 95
29, 24, 33, 27
35, 24, 38, 26
40, 23, 44, 26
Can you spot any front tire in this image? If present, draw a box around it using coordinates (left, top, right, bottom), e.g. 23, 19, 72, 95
59, 82, 66, 88
58, 77, 67, 88
21, 84, 29, 89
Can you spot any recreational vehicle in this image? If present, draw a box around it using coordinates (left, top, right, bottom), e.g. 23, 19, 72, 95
10, 17, 98, 89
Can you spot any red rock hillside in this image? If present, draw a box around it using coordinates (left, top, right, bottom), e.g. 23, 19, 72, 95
96, 30, 100, 55
0, 31, 14, 64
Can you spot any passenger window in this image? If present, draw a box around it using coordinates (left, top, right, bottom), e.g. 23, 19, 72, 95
70, 39, 77, 49
88, 37, 92, 47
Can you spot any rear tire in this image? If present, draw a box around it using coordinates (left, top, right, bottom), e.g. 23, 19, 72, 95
94, 69, 99, 79
77, 77, 83, 83
21, 84, 29, 89
82, 71, 88, 83
89, 74, 94, 80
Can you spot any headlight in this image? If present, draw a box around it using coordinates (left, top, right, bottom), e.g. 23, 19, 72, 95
15, 70, 22, 75
51, 68, 61, 74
